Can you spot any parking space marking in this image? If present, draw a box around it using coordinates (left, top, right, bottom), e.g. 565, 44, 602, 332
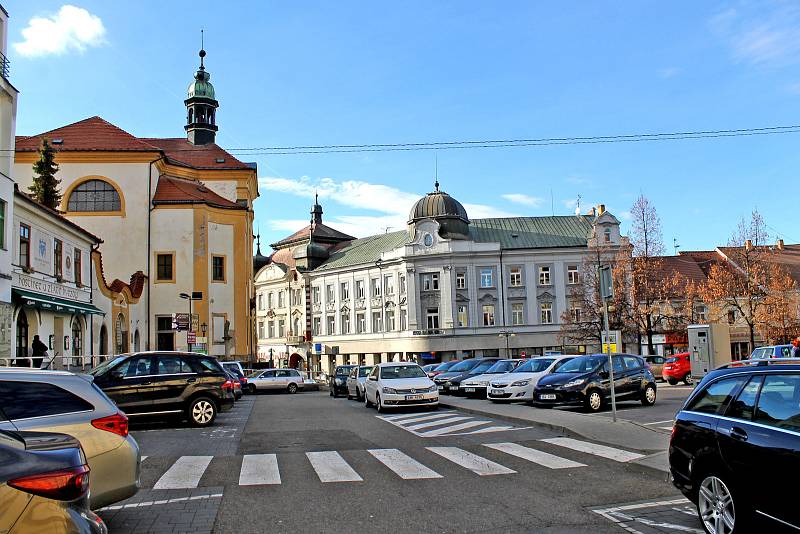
540, 437, 645, 462
426, 446, 516, 476
306, 451, 363, 483
368, 449, 443, 479
99, 492, 223, 511
153, 455, 213, 489
643, 420, 674, 426
239, 454, 281, 486
404, 416, 472, 431
378, 411, 455, 422
484, 442, 586, 469
418, 420, 491, 436
141, 455, 148, 462
593, 499, 703, 534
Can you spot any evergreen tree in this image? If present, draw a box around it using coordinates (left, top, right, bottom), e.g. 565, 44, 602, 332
29, 138, 62, 209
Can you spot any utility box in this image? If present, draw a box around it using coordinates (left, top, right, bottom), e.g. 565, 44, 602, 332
688, 324, 732, 378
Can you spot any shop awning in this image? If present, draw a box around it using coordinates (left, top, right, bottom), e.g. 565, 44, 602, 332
13, 288, 104, 315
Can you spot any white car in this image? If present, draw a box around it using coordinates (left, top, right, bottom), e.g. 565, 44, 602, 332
460, 359, 524, 397
487, 356, 574, 403
247, 368, 305, 394
364, 362, 439, 413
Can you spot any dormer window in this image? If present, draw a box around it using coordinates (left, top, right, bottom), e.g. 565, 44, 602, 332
604, 227, 612, 243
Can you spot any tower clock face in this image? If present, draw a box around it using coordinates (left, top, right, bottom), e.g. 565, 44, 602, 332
423, 233, 433, 247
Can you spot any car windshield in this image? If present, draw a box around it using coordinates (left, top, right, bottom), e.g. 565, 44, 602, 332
486, 360, 517, 374
380, 365, 427, 379
89, 355, 128, 376
336, 367, 353, 376
449, 359, 480, 372
471, 361, 498, 374
433, 361, 457, 372
358, 366, 373, 377
513, 358, 556, 373
248, 370, 264, 378
555, 356, 605, 373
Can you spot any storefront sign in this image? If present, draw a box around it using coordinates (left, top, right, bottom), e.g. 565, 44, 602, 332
14, 273, 89, 302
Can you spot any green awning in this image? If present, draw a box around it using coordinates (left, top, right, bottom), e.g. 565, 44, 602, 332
13, 288, 104, 315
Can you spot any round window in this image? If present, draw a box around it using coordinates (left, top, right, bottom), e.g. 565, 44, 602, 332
423, 234, 433, 247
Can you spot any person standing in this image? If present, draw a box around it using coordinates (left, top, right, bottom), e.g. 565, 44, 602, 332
31, 335, 48, 368
791, 338, 800, 359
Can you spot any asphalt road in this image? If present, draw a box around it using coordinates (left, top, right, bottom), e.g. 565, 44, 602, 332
102, 390, 698, 534
590, 382, 694, 429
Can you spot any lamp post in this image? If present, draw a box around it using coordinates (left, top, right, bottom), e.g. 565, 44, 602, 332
179, 292, 201, 351
375, 259, 385, 363
498, 330, 515, 358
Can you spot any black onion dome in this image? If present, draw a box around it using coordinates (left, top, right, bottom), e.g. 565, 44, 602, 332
408, 182, 470, 239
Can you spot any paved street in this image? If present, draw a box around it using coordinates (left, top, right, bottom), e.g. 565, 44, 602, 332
99, 391, 707, 533
583, 383, 695, 431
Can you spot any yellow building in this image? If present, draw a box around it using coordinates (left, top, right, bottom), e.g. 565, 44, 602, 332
13, 48, 258, 357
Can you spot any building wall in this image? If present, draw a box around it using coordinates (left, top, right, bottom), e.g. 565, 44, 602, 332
208, 219, 234, 356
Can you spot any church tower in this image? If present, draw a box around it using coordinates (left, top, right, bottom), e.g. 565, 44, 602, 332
185, 43, 219, 145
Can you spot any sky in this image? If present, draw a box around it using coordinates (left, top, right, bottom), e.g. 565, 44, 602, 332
6, 1, 800, 253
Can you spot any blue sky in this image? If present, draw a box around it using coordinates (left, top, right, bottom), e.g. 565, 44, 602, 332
7, 1, 800, 252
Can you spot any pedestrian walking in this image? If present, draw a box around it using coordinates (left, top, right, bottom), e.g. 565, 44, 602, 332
31, 335, 48, 368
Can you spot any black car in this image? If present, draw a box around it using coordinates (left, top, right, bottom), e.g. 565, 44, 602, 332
434, 358, 499, 394
452, 359, 517, 397
533, 354, 657, 412
90, 351, 235, 427
670, 359, 800, 533
330, 365, 356, 398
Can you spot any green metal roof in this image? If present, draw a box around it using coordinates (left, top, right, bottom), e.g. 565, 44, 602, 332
313, 215, 595, 272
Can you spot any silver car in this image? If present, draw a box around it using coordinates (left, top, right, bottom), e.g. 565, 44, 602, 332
0, 368, 140, 510
247, 368, 305, 394
346, 365, 373, 401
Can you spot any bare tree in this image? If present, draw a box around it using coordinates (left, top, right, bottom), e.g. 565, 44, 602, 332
756, 262, 800, 344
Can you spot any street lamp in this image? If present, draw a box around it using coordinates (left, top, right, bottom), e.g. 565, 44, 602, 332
179, 292, 201, 351
201, 323, 207, 336
498, 330, 516, 358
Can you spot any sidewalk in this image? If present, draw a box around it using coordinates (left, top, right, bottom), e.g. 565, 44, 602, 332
439, 396, 671, 473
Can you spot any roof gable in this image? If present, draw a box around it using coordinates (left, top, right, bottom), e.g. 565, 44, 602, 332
15, 116, 160, 152
152, 176, 245, 209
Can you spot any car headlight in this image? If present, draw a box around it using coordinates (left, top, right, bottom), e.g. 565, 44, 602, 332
562, 378, 587, 388
382, 387, 398, 394
427, 385, 438, 393
478, 381, 489, 387
335, 378, 344, 384
445, 382, 453, 386
510, 380, 530, 387
463, 381, 476, 387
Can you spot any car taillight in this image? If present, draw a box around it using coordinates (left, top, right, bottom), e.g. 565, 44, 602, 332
9, 464, 90, 501
91, 412, 129, 437
222, 379, 233, 390
239, 377, 247, 384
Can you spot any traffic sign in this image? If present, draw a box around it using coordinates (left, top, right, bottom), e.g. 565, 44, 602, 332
173, 313, 190, 331
187, 331, 197, 344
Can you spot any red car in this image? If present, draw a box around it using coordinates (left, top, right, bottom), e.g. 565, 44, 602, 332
661, 352, 692, 385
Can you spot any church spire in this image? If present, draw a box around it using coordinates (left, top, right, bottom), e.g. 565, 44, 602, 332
184, 33, 219, 145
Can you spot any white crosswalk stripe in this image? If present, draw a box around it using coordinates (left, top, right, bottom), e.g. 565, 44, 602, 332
306, 451, 363, 483
379, 412, 458, 425
540, 437, 644, 462
368, 449, 442, 479
376, 410, 528, 437
484, 442, 586, 469
379, 411, 455, 422
153, 455, 212, 489
427, 447, 516, 476
141, 455, 148, 462
418, 420, 491, 437
239, 454, 281, 486
405, 416, 473, 431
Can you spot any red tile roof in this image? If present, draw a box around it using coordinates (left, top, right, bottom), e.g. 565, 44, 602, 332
271, 223, 355, 249
153, 176, 245, 210
141, 137, 252, 170
269, 247, 297, 270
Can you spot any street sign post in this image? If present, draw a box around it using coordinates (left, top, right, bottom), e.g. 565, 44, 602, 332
599, 265, 618, 422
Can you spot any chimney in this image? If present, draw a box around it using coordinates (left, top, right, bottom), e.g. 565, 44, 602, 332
745, 239, 753, 250
597, 204, 606, 215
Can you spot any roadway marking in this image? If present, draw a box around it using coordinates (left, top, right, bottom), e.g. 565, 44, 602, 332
484, 442, 586, 469
306, 451, 363, 483
404, 416, 473, 431
368, 449, 442, 479
141, 456, 148, 462
99, 492, 223, 511
592, 498, 703, 534
540, 437, 645, 462
379, 412, 458, 425
426, 447, 516, 476
418, 420, 491, 437
153, 456, 213, 489
643, 420, 674, 426
378, 411, 455, 422
239, 454, 281, 486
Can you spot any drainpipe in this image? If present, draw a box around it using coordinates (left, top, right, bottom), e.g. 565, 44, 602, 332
146, 156, 164, 351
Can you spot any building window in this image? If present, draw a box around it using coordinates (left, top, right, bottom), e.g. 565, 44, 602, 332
371, 278, 381, 297
268, 321, 275, 338
326, 316, 335, 335
258, 321, 265, 338
539, 266, 551, 286
156, 316, 174, 351
384, 274, 394, 295
326, 284, 335, 302
18, 224, 30, 269
0, 200, 5, 249
212, 255, 225, 282
511, 303, 524, 325
340, 282, 349, 301
695, 305, 707, 322
604, 227, 612, 243
155, 252, 174, 282
482, 305, 495, 326
278, 290, 286, 307
540, 302, 553, 324
53, 239, 63, 279
356, 280, 365, 299
568, 265, 579, 285
74, 248, 82, 286
372, 311, 383, 332
357, 313, 366, 333
67, 179, 122, 212
258, 293, 264, 310
480, 269, 493, 288
457, 305, 469, 327
426, 307, 439, 329
570, 306, 582, 322
312, 286, 321, 305
509, 267, 522, 287
456, 272, 466, 289
292, 288, 302, 306
312, 317, 321, 336
422, 273, 439, 291
293, 317, 301, 337
727, 310, 736, 325
278, 319, 285, 338
399, 275, 406, 294
341, 312, 350, 334
400, 309, 407, 330
386, 309, 396, 331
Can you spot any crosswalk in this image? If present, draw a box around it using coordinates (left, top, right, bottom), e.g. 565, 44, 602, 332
377, 410, 527, 437
143, 437, 645, 490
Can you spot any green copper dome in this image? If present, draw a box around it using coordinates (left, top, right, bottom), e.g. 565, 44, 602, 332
188, 69, 215, 99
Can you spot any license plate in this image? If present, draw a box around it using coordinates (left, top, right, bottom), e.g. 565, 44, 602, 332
449, 385, 458, 390
539, 394, 557, 400
464, 387, 475, 393
437, 386, 444, 391
490, 389, 504, 395
405, 394, 423, 401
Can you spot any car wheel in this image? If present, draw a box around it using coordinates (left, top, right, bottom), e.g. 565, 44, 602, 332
641, 384, 657, 406
696, 474, 746, 534
287, 383, 298, 394
584, 389, 603, 412
684, 375, 694, 386
346, 389, 353, 400
248, 384, 257, 394
188, 397, 217, 427
375, 393, 383, 412
330, 387, 334, 397
356, 387, 363, 402
667, 378, 678, 386
364, 391, 372, 408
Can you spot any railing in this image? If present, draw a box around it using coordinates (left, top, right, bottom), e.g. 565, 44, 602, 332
0, 51, 9, 80
0, 354, 112, 372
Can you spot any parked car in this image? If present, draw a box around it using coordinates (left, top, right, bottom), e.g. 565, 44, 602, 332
460, 359, 523, 398
224, 369, 243, 400
221, 362, 249, 392
364, 362, 438, 413
421, 363, 439, 375
90, 351, 234, 428
330, 365, 357, 397
0, 368, 140, 510
749, 344, 792, 359
0, 429, 107, 534
248, 368, 306, 394
427, 360, 459, 378
346, 365, 374, 401
669, 358, 800, 532
644, 355, 667, 381
662, 352, 693, 385
533, 354, 657, 412
433, 358, 499, 394
303, 377, 320, 391
487, 356, 574, 403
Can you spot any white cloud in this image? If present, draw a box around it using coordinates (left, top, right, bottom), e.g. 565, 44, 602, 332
710, 4, 800, 66
501, 193, 544, 207
14, 5, 106, 58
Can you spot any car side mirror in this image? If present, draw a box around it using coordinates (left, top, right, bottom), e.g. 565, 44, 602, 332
599, 371, 609, 379
368, 376, 377, 381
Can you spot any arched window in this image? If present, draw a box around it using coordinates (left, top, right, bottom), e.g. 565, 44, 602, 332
134, 330, 141, 352
115, 313, 128, 354
71, 319, 82, 357
67, 180, 121, 212
99, 325, 108, 355
16, 310, 28, 361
